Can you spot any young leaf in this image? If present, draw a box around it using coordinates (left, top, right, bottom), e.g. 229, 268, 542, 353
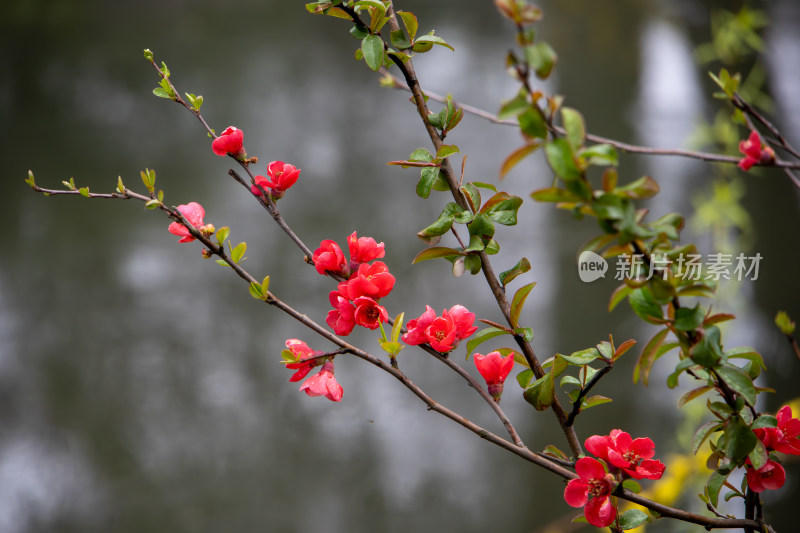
499, 142, 541, 179
561, 107, 586, 152
396, 11, 418, 42
411, 246, 463, 264
509, 282, 536, 328
499, 257, 531, 287
466, 326, 511, 357
361, 34, 385, 71
231, 242, 247, 264
633, 328, 668, 385
545, 139, 581, 181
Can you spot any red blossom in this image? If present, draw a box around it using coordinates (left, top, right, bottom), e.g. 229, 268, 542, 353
251, 161, 301, 199
347, 231, 385, 268
564, 457, 617, 528
746, 459, 786, 493
284, 339, 323, 382
473, 351, 515, 401
299, 361, 343, 402
168, 202, 207, 243
353, 296, 388, 330
754, 405, 800, 456
211, 126, 245, 157
738, 130, 775, 171
326, 284, 356, 336
402, 305, 477, 353
346, 261, 395, 300
313, 240, 349, 276
586, 429, 665, 480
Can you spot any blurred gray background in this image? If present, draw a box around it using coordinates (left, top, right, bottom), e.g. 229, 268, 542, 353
1, 0, 799, 531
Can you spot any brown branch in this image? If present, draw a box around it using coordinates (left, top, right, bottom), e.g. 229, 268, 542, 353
383, 72, 800, 171
382, 2, 583, 458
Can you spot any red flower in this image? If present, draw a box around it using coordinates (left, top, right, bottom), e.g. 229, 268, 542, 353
585, 430, 665, 480
347, 231, 385, 267
313, 240, 349, 276
402, 305, 477, 353
346, 261, 396, 300
738, 130, 775, 171
251, 161, 300, 199
211, 126, 245, 158
299, 361, 343, 402
754, 405, 800, 455
284, 339, 323, 382
353, 296, 388, 330
168, 202, 207, 243
746, 459, 786, 493
326, 284, 356, 336
448, 304, 478, 339
473, 351, 515, 401
564, 457, 617, 528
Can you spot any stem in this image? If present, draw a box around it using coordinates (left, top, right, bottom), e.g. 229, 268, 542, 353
383, 72, 800, 171
382, 4, 582, 458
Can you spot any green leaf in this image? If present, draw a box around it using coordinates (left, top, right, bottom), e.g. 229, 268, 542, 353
499, 142, 540, 179
467, 213, 495, 239
721, 415, 758, 463
542, 445, 568, 461
415, 166, 441, 199
751, 415, 778, 430
616, 175, 660, 200
397, 11, 418, 42
674, 304, 705, 332
523, 373, 554, 411
545, 139, 581, 181
391, 312, 405, 343
748, 438, 768, 470
412, 31, 454, 52
215, 226, 230, 245
618, 509, 649, 530
412, 246, 463, 264
775, 310, 796, 335
561, 107, 585, 152
509, 282, 536, 328
479, 192, 523, 226
497, 89, 529, 120
231, 242, 247, 264
582, 395, 612, 409
609, 284, 632, 312
633, 328, 668, 385
350, 24, 370, 40
705, 470, 730, 508
79, 187, 90, 197
716, 364, 757, 406
249, 282, 263, 300
518, 106, 548, 140
144, 198, 161, 209
524, 41, 557, 79
578, 143, 618, 167
529, 186, 582, 203
690, 325, 724, 368
514, 327, 534, 342
692, 420, 722, 454
466, 327, 511, 357
436, 144, 460, 159
622, 479, 642, 494
516, 368, 534, 388
499, 257, 531, 287
560, 348, 601, 366
628, 287, 664, 324
361, 34, 385, 71
261, 275, 270, 294
152, 87, 171, 99
678, 385, 713, 408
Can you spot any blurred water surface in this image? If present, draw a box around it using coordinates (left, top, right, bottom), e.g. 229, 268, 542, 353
1, 1, 799, 532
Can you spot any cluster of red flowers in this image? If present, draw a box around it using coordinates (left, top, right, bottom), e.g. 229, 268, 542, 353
564, 430, 665, 527
313, 233, 394, 335
283, 339, 343, 402
402, 305, 477, 353
746, 405, 800, 492
211, 126, 301, 200
738, 130, 775, 171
